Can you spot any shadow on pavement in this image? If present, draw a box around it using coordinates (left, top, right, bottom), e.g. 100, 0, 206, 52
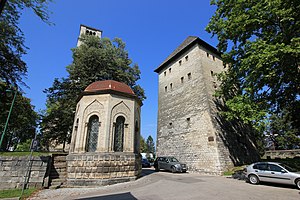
140, 167, 156, 177
75, 192, 137, 200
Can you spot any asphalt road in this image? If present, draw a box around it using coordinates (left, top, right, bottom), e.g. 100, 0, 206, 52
29, 168, 300, 200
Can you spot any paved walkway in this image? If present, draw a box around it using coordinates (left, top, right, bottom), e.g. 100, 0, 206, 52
29, 169, 300, 200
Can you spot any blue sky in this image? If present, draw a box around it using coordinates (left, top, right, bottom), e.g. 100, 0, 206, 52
18, 0, 218, 142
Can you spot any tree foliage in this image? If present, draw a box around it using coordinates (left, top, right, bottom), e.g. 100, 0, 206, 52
140, 136, 147, 153
0, 83, 38, 151
41, 35, 145, 149
146, 135, 155, 154
0, 0, 52, 87
140, 135, 155, 157
207, 0, 300, 148
0, 0, 52, 151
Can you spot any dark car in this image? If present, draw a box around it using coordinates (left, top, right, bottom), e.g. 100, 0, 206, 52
141, 158, 151, 168
154, 156, 187, 173
244, 162, 300, 189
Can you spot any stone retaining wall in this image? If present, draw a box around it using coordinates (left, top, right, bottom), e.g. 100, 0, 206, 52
262, 149, 300, 159
0, 155, 51, 189
66, 152, 141, 187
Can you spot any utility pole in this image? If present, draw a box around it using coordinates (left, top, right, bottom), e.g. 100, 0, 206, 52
0, 88, 17, 150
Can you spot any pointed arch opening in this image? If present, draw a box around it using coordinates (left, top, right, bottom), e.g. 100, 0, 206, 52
86, 115, 99, 152
114, 116, 125, 152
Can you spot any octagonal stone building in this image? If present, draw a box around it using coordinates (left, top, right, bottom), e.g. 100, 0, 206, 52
67, 80, 142, 186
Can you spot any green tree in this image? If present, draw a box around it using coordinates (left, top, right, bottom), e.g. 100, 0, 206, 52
206, 0, 300, 147
0, 0, 52, 87
42, 35, 145, 149
140, 136, 147, 153
146, 135, 155, 154
0, 0, 52, 151
0, 83, 38, 151
268, 108, 300, 149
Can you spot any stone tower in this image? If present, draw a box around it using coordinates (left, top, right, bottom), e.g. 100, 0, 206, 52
155, 36, 259, 174
67, 80, 142, 186
77, 24, 102, 47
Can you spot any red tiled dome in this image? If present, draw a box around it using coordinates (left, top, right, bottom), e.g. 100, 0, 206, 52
84, 80, 135, 95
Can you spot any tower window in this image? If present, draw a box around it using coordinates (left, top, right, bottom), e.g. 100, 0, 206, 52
170, 83, 173, 90
187, 73, 192, 80
185, 56, 189, 61
169, 68, 172, 73
207, 52, 209, 57
165, 86, 167, 92
211, 71, 214, 76
213, 81, 217, 88
181, 77, 184, 83
164, 71, 166, 76
186, 117, 190, 121
213, 56, 215, 61
179, 60, 182, 66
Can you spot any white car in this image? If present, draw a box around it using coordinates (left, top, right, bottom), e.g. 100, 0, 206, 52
244, 162, 300, 189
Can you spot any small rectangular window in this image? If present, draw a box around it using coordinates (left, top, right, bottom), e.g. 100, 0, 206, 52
164, 71, 166, 76
181, 77, 184, 83
213, 56, 215, 61
169, 68, 171, 73
185, 55, 188, 61
187, 73, 192, 80
213, 81, 217, 88
211, 71, 214, 76
207, 52, 209, 57
165, 86, 167, 92
170, 83, 173, 90
179, 60, 182, 66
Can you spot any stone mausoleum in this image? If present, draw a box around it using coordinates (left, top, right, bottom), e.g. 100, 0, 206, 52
67, 80, 142, 186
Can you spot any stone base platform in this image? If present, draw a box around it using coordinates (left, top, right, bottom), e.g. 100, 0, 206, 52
66, 152, 141, 187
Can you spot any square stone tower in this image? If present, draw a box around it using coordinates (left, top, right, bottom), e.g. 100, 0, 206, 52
155, 36, 259, 174
77, 24, 102, 47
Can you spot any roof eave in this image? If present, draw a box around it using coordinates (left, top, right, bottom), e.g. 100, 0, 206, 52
154, 37, 222, 73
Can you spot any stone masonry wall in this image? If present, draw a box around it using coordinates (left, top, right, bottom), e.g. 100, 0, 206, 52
262, 150, 300, 159
67, 152, 141, 186
0, 155, 51, 189
157, 44, 228, 174
156, 41, 260, 175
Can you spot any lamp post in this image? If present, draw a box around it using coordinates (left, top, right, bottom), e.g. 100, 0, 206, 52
0, 87, 17, 150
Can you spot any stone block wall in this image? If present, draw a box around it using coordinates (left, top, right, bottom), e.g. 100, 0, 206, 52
262, 150, 300, 159
66, 152, 141, 186
0, 155, 51, 189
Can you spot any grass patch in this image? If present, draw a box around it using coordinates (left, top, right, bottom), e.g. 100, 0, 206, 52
223, 165, 246, 176
0, 151, 52, 157
0, 188, 38, 199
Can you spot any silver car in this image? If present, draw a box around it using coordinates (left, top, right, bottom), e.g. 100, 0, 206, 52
244, 162, 300, 189
154, 156, 187, 173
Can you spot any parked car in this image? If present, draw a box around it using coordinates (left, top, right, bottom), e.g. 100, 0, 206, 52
154, 156, 187, 173
244, 162, 300, 189
141, 158, 151, 168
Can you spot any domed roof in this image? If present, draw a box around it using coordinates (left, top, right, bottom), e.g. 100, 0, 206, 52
84, 80, 135, 95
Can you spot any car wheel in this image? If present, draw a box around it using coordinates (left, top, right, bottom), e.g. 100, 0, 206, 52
248, 174, 259, 185
296, 179, 300, 189
155, 166, 160, 172
171, 166, 176, 173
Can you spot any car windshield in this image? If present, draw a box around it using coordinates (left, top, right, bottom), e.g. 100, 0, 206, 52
279, 163, 297, 172
169, 157, 179, 162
